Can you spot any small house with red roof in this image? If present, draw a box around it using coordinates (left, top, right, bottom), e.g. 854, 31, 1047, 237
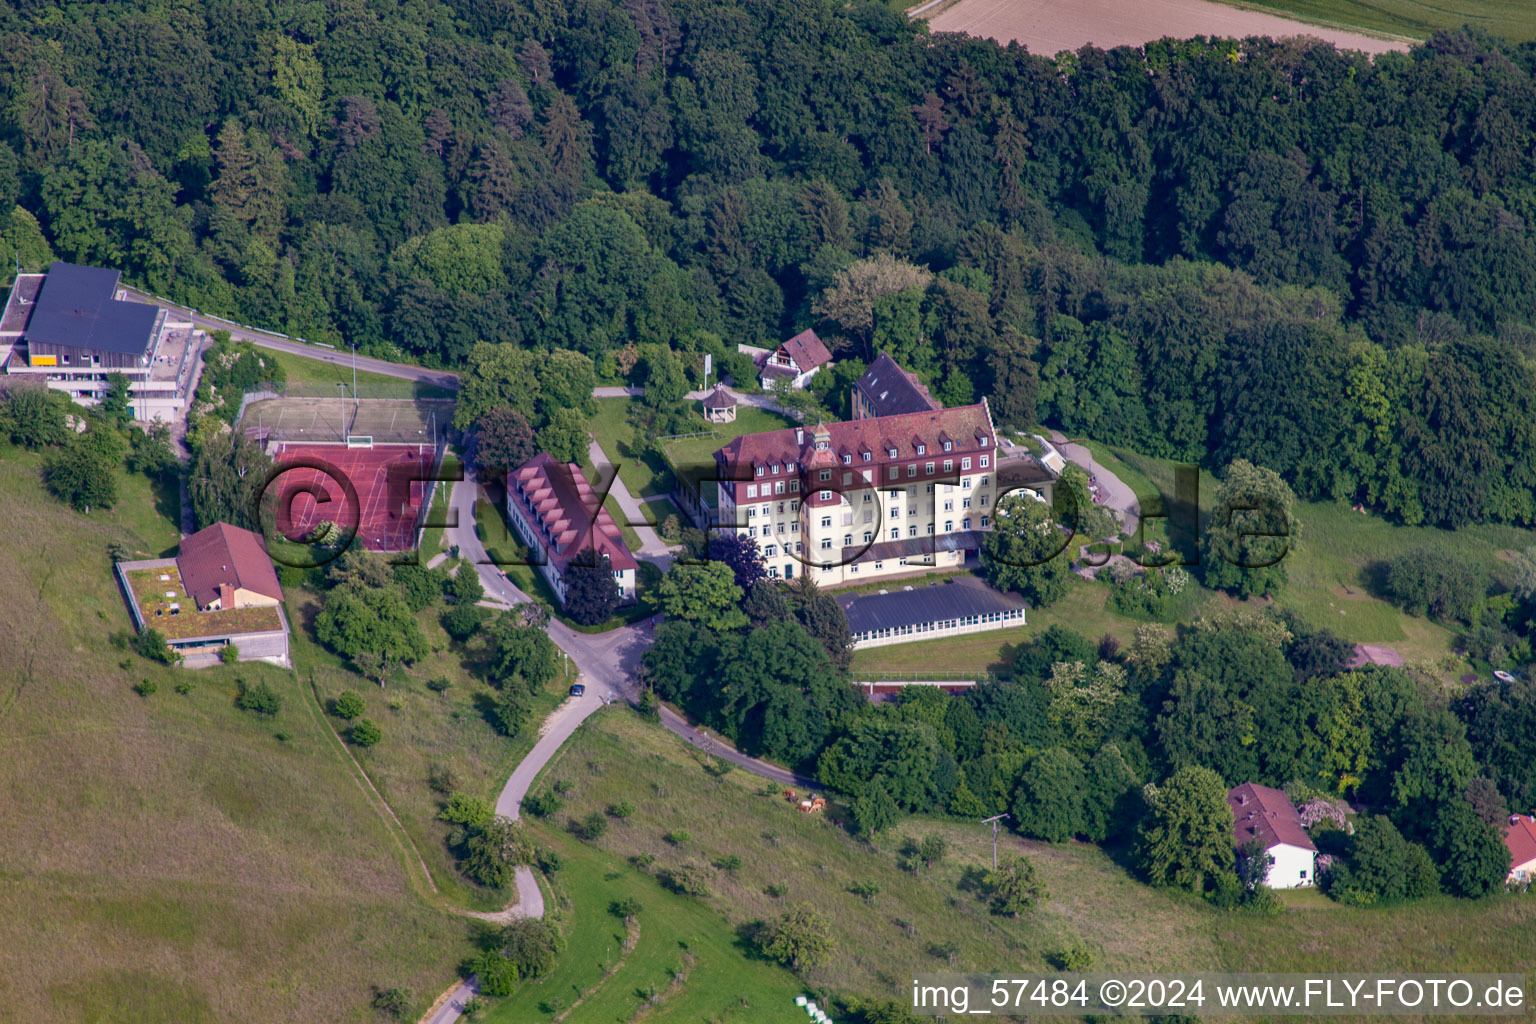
757, 328, 832, 391
1504, 814, 1536, 883
507, 453, 639, 607
1228, 782, 1317, 889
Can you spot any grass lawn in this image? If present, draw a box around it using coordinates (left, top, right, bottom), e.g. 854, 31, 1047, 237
487, 709, 1536, 1020
850, 578, 1172, 675
0, 442, 469, 1023
1216, 0, 1535, 42
473, 495, 660, 631
589, 397, 795, 504
265, 348, 457, 400
293, 586, 573, 912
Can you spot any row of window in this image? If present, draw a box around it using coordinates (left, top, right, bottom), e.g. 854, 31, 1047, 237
851, 607, 1024, 642
751, 446, 991, 481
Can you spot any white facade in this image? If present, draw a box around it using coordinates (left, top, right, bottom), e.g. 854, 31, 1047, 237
506, 486, 636, 604
1262, 842, 1317, 889
720, 462, 996, 586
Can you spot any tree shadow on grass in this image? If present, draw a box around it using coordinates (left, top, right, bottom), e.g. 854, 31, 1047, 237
1361, 559, 1394, 602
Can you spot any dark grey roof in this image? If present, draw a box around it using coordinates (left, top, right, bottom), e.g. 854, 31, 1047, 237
25, 262, 160, 356
855, 352, 941, 417
836, 575, 1026, 634
997, 455, 1057, 488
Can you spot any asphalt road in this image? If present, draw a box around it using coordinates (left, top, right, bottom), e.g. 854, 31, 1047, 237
423, 468, 810, 1024
118, 286, 462, 391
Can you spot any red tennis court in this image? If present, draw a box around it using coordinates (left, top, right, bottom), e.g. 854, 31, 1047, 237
272, 443, 435, 551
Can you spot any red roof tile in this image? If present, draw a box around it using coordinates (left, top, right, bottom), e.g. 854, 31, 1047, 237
776, 328, 831, 373
176, 523, 284, 609
509, 453, 638, 574
1505, 815, 1536, 871
1227, 783, 1316, 853
715, 402, 995, 476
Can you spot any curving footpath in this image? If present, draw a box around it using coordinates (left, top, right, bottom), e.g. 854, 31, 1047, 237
422, 467, 810, 1022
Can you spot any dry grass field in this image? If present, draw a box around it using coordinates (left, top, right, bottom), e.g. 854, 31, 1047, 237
0, 444, 469, 1022
926, 0, 1410, 55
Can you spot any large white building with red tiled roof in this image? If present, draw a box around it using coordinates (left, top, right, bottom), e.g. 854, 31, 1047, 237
712, 400, 1005, 586
1228, 783, 1318, 889
507, 453, 638, 606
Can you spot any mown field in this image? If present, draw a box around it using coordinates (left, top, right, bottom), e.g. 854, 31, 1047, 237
1222, 0, 1536, 43
485, 709, 1536, 1022
0, 444, 469, 1022
856, 442, 1536, 678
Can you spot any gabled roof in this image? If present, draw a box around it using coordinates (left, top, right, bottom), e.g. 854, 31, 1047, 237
509, 452, 638, 573
26, 262, 161, 356
775, 328, 832, 373
1228, 783, 1316, 853
1505, 815, 1536, 870
176, 523, 284, 609
715, 402, 995, 474
855, 352, 942, 417
701, 384, 738, 409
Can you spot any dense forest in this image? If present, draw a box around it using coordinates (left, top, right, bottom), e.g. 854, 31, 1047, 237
2, 1, 1536, 527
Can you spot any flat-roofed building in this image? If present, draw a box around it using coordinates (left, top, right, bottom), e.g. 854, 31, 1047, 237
838, 576, 1027, 648
2, 262, 199, 421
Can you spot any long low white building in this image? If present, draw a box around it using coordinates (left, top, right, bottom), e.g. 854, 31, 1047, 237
836, 575, 1027, 649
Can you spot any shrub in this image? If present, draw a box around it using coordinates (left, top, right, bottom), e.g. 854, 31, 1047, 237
370, 986, 411, 1019
440, 793, 494, 829
607, 800, 636, 818
664, 829, 691, 846
133, 627, 181, 665
1384, 548, 1486, 623
761, 903, 835, 970
659, 864, 710, 897
427, 762, 457, 795
134, 678, 157, 697
463, 951, 517, 997
174, 681, 193, 695
426, 675, 452, 693
220, 643, 240, 665
350, 718, 383, 747
535, 846, 563, 874
764, 882, 788, 899
849, 880, 881, 903
332, 690, 367, 719
522, 790, 563, 817
713, 853, 742, 873
609, 897, 642, 919
1107, 565, 1192, 619
1049, 941, 1096, 971
571, 811, 608, 841
442, 602, 484, 641
235, 679, 282, 716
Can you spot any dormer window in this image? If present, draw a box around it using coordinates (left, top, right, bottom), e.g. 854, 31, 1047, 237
887, 447, 897, 458
771, 463, 780, 475
842, 453, 851, 465
979, 436, 989, 446
943, 440, 953, 452
916, 444, 926, 455
755, 465, 764, 477
862, 451, 872, 462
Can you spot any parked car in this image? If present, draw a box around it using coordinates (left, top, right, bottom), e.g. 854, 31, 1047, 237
569, 683, 586, 697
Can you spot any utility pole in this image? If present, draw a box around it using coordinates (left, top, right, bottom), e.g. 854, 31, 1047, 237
980, 812, 1010, 870
351, 342, 358, 414
336, 381, 346, 441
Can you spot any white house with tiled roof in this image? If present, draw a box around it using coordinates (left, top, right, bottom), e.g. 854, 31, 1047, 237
713, 401, 1003, 585
757, 328, 832, 390
1228, 783, 1317, 889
